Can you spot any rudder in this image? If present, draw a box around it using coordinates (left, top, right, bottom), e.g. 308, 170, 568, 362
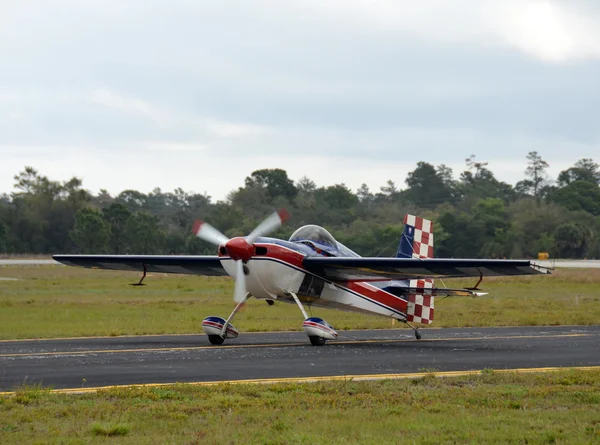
398, 214, 435, 324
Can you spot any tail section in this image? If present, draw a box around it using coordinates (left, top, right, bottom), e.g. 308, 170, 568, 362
398, 214, 435, 324
396, 214, 434, 259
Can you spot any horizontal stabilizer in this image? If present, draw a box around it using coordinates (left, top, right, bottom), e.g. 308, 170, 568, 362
392, 287, 488, 297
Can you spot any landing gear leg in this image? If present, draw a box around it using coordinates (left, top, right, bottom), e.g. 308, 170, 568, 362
287, 290, 322, 346
286, 291, 338, 346
403, 319, 422, 340
286, 290, 309, 319
220, 293, 250, 338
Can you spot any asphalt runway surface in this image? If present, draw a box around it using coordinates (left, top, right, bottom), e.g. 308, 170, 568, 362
1, 325, 598, 392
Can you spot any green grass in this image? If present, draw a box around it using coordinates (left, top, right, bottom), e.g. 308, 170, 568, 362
90, 422, 130, 437
0, 266, 599, 339
1, 369, 599, 444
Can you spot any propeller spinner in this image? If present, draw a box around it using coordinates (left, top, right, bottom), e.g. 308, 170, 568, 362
193, 209, 289, 302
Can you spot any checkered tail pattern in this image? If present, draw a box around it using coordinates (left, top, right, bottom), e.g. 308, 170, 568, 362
401, 214, 435, 324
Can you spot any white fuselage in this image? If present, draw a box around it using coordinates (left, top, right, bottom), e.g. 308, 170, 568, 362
219, 244, 407, 320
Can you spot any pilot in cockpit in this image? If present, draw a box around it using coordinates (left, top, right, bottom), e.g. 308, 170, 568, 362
289, 225, 339, 257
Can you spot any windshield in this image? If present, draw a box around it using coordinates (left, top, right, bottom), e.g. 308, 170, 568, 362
289, 225, 339, 256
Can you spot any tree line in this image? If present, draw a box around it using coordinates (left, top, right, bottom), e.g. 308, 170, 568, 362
1, 151, 599, 259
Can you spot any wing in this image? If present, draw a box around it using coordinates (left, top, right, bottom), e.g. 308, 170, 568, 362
52, 255, 228, 276
302, 257, 549, 282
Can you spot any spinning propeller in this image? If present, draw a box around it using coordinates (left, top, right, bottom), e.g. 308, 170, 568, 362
192, 209, 289, 303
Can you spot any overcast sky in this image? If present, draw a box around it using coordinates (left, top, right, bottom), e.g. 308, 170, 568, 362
1, 0, 599, 201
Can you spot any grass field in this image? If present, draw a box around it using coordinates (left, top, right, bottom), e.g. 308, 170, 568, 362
0, 369, 599, 444
0, 265, 599, 339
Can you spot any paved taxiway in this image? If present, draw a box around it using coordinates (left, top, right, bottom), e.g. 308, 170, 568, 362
1, 325, 598, 391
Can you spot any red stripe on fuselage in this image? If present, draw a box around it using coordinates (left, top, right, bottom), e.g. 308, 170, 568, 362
345, 281, 408, 314
219, 242, 305, 269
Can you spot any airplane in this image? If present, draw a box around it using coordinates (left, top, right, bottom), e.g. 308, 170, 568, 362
53, 210, 550, 346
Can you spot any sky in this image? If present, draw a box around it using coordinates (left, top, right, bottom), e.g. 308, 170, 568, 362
1, 0, 599, 201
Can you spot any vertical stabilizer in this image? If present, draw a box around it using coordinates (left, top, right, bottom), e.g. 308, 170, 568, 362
399, 214, 435, 324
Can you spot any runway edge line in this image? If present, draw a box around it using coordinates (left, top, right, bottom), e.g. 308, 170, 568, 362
2, 366, 599, 396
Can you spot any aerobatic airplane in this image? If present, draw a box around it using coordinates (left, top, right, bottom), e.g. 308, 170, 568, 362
53, 211, 549, 346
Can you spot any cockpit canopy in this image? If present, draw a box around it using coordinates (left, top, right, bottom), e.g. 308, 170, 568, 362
289, 225, 339, 256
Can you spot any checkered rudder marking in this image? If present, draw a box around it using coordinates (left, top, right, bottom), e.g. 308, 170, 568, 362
406, 279, 435, 324
404, 214, 435, 324
403, 214, 434, 259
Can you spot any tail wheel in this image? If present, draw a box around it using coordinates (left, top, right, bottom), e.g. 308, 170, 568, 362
309, 336, 327, 346
208, 335, 225, 345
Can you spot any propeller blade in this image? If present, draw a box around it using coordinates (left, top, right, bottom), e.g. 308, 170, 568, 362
233, 260, 247, 303
192, 220, 229, 246
246, 209, 289, 245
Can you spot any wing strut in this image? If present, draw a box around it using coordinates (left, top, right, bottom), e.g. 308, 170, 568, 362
130, 264, 147, 286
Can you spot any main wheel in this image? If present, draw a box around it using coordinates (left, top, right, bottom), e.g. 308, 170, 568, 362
208, 335, 225, 345
309, 336, 327, 346
415, 330, 422, 340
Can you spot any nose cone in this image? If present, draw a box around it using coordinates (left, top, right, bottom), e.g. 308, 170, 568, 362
225, 237, 253, 262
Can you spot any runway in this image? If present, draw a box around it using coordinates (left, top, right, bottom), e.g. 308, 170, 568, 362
1, 325, 598, 392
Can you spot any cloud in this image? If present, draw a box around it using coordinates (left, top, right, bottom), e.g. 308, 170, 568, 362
491, 1, 600, 62
90, 89, 172, 124
202, 119, 273, 138
291, 0, 600, 63
7, 110, 24, 121
142, 142, 208, 152
1, 1, 599, 201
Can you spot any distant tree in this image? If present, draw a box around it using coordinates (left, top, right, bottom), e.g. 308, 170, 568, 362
93, 189, 114, 208
436, 207, 482, 258
471, 198, 510, 258
317, 184, 358, 210
12, 166, 44, 195
436, 164, 456, 189
125, 211, 165, 254
172, 190, 211, 230
519, 151, 550, 198
293, 177, 318, 226
70, 208, 110, 253
245, 169, 297, 201
60, 177, 91, 204
459, 155, 514, 204
117, 190, 147, 211
557, 158, 600, 186
206, 202, 244, 236
315, 184, 358, 225
102, 203, 132, 254
404, 162, 454, 208
144, 188, 169, 216
297, 176, 316, 194
549, 181, 600, 216
506, 200, 567, 258
356, 183, 373, 203
379, 180, 398, 197
3, 162, 600, 259
554, 223, 590, 258
229, 185, 271, 221
0, 221, 7, 254
355, 183, 373, 216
